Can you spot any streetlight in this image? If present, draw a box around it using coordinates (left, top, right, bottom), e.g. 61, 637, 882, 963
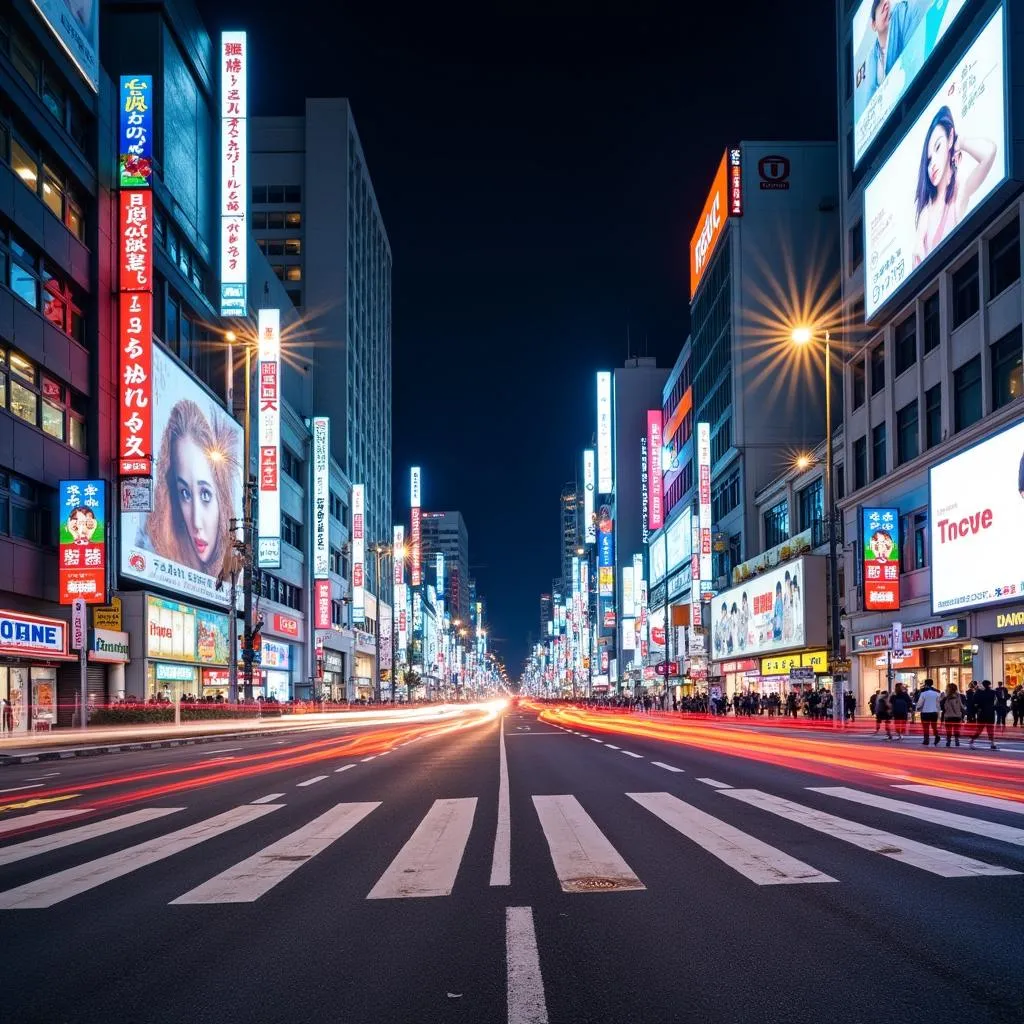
792, 326, 842, 726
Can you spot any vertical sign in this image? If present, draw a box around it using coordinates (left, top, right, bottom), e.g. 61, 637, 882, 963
312, 417, 330, 578
436, 552, 445, 597
71, 598, 87, 651
596, 372, 613, 493
647, 411, 664, 531
119, 76, 153, 188
220, 31, 247, 317
622, 566, 635, 618
583, 449, 596, 544
257, 309, 281, 567
697, 422, 712, 585
119, 189, 153, 476
392, 525, 405, 588
59, 481, 106, 604
410, 466, 422, 587
352, 484, 366, 624
728, 147, 743, 216
313, 579, 332, 630
691, 518, 702, 628
597, 505, 614, 597
863, 507, 901, 610
640, 433, 650, 544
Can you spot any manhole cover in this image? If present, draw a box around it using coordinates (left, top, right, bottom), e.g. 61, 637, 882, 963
566, 876, 627, 892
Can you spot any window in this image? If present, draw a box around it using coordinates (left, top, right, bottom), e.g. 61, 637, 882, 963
267, 185, 285, 204
251, 185, 267, 204
710, 470, 740, 523
925, 384, 942, 449
951, 259, 980, 327
763, 500, 789, 549
285, 238, 302, 256
870, 342, 885, 394
848, 219, 863, 273
0, 468, 53, 546
259, 571, 303, 611
894, 315, 916, 377
990, 326, 1023, 411
281, 447, 304, 483
954, 356, 982, 432
798, 478, 824, 544
896, 400, 919, 466
10, 138, 37, 191
988, 218, 1020, 299
1, 225, 83, 339
6, 136, 84, 241
267, 212, 285, 230
282, 514, 303, 550
285, 266, 301, 282
899, 510, 928, 573
851, 359, 865, 409
922, 292, 940, 353
329, 546, 343, 575
871, 423, 887, 479
285, 185, 301, 203
0, 348, 85, 450
285, 211, 302, 228
853, 435, 867, 491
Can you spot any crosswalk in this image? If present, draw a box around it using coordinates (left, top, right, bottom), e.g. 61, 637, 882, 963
0, 783, 1020, 909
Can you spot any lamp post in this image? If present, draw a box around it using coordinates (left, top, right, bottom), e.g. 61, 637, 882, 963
793, 327, 842, 726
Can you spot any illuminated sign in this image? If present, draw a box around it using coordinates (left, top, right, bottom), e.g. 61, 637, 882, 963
650, 532, 667, 586
666, 507, 692, 574
583, 449, 596, 544
146, 595, 229, 665
863, 507, 901, 611
30, 0, 99, 91
314, 579, 331, 630
410, 467, 422, 587
622, 566, 635, 619
272, 613, 300, 638
728, 147, 743, 215
219, 31, 248, 316
864, 8, 1007, 320
697, 422, 712, 584
312, 417, 330, 578
257, 309, 281, 567
598, 505, 614, 598
647, 411, 664, 531
596, 372, 613, 493
690, 518, 702, 628
393, 525, 405, 587
0, 611, 68, 658
119, 76, 153, 188
436, 552, 445, 597
760, 651, 828, 676
59, 480, 106, 605
640, 433, 649, 545
690, 152, 729, 298
352, 483, 366, 624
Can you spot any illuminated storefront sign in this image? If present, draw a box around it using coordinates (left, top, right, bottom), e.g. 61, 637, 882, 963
583, 449, 596, 544
596, 372, 613, 493
119, 76, 152, 188
146, 595, 229, 665
219, 31, 248, 316
352, 483, 366, 624
410, 466, 422, 587
647, 411, 664, 531
257, 308, 281, 568
272, 613, 300, 638
312, 416, 330, 578
0, 611, 68, 658
59, 480, 106, 605
862, 507, 901, 611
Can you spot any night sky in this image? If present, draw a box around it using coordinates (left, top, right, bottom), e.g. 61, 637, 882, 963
198, 2, 838, 672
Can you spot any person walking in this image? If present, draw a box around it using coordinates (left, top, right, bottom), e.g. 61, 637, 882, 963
874, 689, 893, 740
941, 684, 964, 747
994, 682, 1010, 732
964, 681, 979, 724
1, 696, 12, 733
1011, 685, 1024, 728
915, 677, 942, 746
969, 679, 999, 750
890, 683, 912, 741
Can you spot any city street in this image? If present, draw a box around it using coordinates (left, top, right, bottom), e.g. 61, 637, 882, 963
1, 703, 1022, 1024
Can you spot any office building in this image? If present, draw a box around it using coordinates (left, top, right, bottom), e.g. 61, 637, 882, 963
559, 482, 581, 588
420, 510, 469, 622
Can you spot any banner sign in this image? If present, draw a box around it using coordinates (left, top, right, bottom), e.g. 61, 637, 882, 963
583, 449, 596, 544
219, 31, 248, 316
863, 507, 901, 610
312, 416, 330, 578
597, 373, 613, 493
697, 421, 712, 583
119, 76, 153, 187
314, 579, 332, 630
647, 410, 664, 531
257, 309, 281, 568
59, 480, 106, 605
352, 483, 366, 624
410, 467, 422, 587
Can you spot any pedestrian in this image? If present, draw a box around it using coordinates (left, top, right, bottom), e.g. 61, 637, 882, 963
915, 678, 942, 746
1, 697, 12, 733
941, 683, 963, 748
969, 679, 999, 750
1012, 685, 1024, 728
845, 691, 857, 721
965, 681, 979, 724
890, 682, 912, 741
874, 690, 893, 740
994, 682, 1010, 731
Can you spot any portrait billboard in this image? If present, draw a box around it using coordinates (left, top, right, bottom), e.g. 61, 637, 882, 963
120, 346, 243, 607
30, 0, 99, 91
929, 417, 1024, 614
864, 7, 1007, 320
862, 507, 901, 610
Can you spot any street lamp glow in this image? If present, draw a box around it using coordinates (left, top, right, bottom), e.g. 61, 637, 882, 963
794, 453, 812, 471
224, 329, 237, 343
791, 326, 812, 345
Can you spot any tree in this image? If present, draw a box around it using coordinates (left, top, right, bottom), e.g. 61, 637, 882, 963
403, 669, 421, 703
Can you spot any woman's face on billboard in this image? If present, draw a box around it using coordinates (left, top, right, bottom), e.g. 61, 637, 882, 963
927, 122, 952, 187
172, 436, 220, 566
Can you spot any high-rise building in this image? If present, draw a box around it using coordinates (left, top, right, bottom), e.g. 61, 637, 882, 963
539, 593, 553, 637
420, 511, 469, 621
250, 100, 392, 599
559, 483, 581, 587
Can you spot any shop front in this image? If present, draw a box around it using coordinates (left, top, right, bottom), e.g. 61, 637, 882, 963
259, 638, 292, 702
322, 649, 344, 700
0, 610, 74, 733
973, 605, 1024, 690
354, 629, 376, 700
88, 628, 130, 706
262, 611, 307, 698
753, 650, 830, 696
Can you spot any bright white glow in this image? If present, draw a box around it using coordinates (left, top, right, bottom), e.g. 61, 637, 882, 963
791, 326, 812, 345
596, 372, 613, 493
219, 31, 247, 316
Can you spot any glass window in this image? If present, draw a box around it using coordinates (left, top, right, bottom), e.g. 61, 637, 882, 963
268, 185, 285, 203
990, 326, 1023, 411
285, 238, 302, 256
41, 167, 63, 219
763, 500, 789, 548
267, 212, 285, 230
871, 422, 886, 479
894, 315, 916, 377
870, 342, 885, 394
69, 415, 85, 452
925, 384, 942, 449
9, 260, 38, 308
41, 399, 63, 440
851, 359, 865, 409
988, 218, 1020, 299
10, 139, 38, 192
11, 502, 37, 542
9, 380, 36, 424
896, 400, 919, 466
951, 259, 980, 327
285, 266, 301, 282
922, 293, 940, 353
798, 478, 824, 540
66, 197, 84, 241
10, 352, 35, 384
954, 356, 982, 432
42, 72, 65, 123
285, 211, 302, 228
900, 510, 928, 573
284, 185, 301, 203
251, 212, 267, 230
266, 240, 284, 256
251, 185, 267, 204
11, 35, 40, 91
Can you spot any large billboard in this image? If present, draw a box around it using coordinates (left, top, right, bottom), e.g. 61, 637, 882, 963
851, 0, 970, 167
690, 151, 729, 298
862, 506, 901, 610
647, 411, 664, 531
710, 557, 827, 660
596, 373, 613, 493
30, 0, 99, 91
929, 417, 1024, 614
666, 506, 692, 574
219, 31, 248, 317
583, 449, 596, 544
257, 309, 281, 568
312, 417, 330, 579
120, 347, 243, 607
864, 7, 1007, 320
59, 480, 106, 605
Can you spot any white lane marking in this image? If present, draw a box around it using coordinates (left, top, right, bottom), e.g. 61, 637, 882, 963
506, 906, 549, 1024
589, 738, 603, 744
812, 786, 1024, 848
201, 747, 243, 755
628, 792, 834, 886
491, 715, 511, 887
697, 778, 732, 789
367, 798, 477, 899
532, 795, 644, 893
651, 762, 684, 773
172, 802, 380, 904
0, 809, 89, 837
26, 773, 60, 780
335, 765, 356, 773
0, 784, 43, 794
0, 806, 276, 908
297, 775, 328, 788
0, 808, 179, 867
621, 751, 643, 759
894, 784, 1024, 815
360, 756, 377, 763
251, 793, 285, 804
376, 750, 391, 757
725, 790, 1016, 878
604, 744, 621, 751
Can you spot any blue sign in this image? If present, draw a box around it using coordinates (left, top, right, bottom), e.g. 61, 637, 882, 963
598, 527, 614, 569
119, 76, 153, 188
0, 613, 66, 656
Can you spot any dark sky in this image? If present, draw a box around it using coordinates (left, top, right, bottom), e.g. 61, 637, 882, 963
198, 2, 838, 672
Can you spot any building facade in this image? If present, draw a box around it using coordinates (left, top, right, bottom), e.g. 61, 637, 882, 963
419, 510, 469, 622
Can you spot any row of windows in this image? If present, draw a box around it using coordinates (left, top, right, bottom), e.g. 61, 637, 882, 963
763, 500, 789, 549
256, 238, 302, 257
154, 206, 206, 296
259, 572, 302, 612
662, 358, 692, 423
281, 447, 303, 484
0, 345, 86, 451
664, 462, 693, 519
0, 467, 55, 546
711, 470, 741, 525
251, 185, 302, 205
250, 211, 302, 231
710, 417, 731, 466
282, 513, 303, 551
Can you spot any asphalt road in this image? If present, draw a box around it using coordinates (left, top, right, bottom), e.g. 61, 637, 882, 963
0, 704, 1022, 1024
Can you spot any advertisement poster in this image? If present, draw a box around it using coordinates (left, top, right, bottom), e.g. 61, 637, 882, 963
121, 346, 243, 607
312, 416, 330, 578
583, 449, 596, 543
352, 483, 366, 624
30, 0, 100, 90
666, 507, 692, 574
597, 373, 613, 493
864, 7, 1006, 319
119, 76, 153, 187
930, 417, 1024, 613
59, 480, 105, 604
851, 0, 970, 165
863, 507, 901, 610
220, 31, 248, 316
257, 308, 281, 568
597, 505, 614, 597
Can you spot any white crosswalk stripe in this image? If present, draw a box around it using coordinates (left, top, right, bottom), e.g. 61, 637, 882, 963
723, 789, 1017, 878
173, 802, 380, 904
893, 785, 1024, 816
0, 809, 89, 837
628, 791, 835, 885
367, 798, 477, 899
0, 805, 278, 909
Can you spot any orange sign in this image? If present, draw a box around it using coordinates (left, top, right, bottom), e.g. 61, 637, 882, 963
689, 151, 730, 298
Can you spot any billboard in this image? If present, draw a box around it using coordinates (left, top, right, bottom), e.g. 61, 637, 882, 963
30, 0, 99, 90
583, 449, 596, 544
851, 0, 971, 167
650, 532, 667, 586
146, 595, 229, 665
929, 417, 1024, 614
710, 557, 827, 660
352, 484, 366, 623
666, 506, 692, 574
640, 433, 650, 545
690, 151, 729, 298
436, 552, 445, 597
59, 481, 106, 605
647, 411, 664, 530
220, 31, 248, 317
257, 309, 281, 568
598, 505, 614, 597
597, 373, 613, 493
312, 417, 330, 579
410, 466, 422, 586
864, 7, 1007, 320
862, 507, 901, 610
697, 422, 712, 583
120, 347, 242, 606
119, 76, 153, 188
691, 518, 702, 627
313, 579, 331, 630
393, 525, 405, 587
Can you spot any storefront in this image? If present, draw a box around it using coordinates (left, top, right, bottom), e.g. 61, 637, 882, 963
354, 629, 376, 699
261, 611, 306, 699
754, 650, 830, 696
260, 638, 292, 702
322, 649, 344, 700
88, 628, 130, 705
0, 610, 74, 733
974, 605, 1024, 690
